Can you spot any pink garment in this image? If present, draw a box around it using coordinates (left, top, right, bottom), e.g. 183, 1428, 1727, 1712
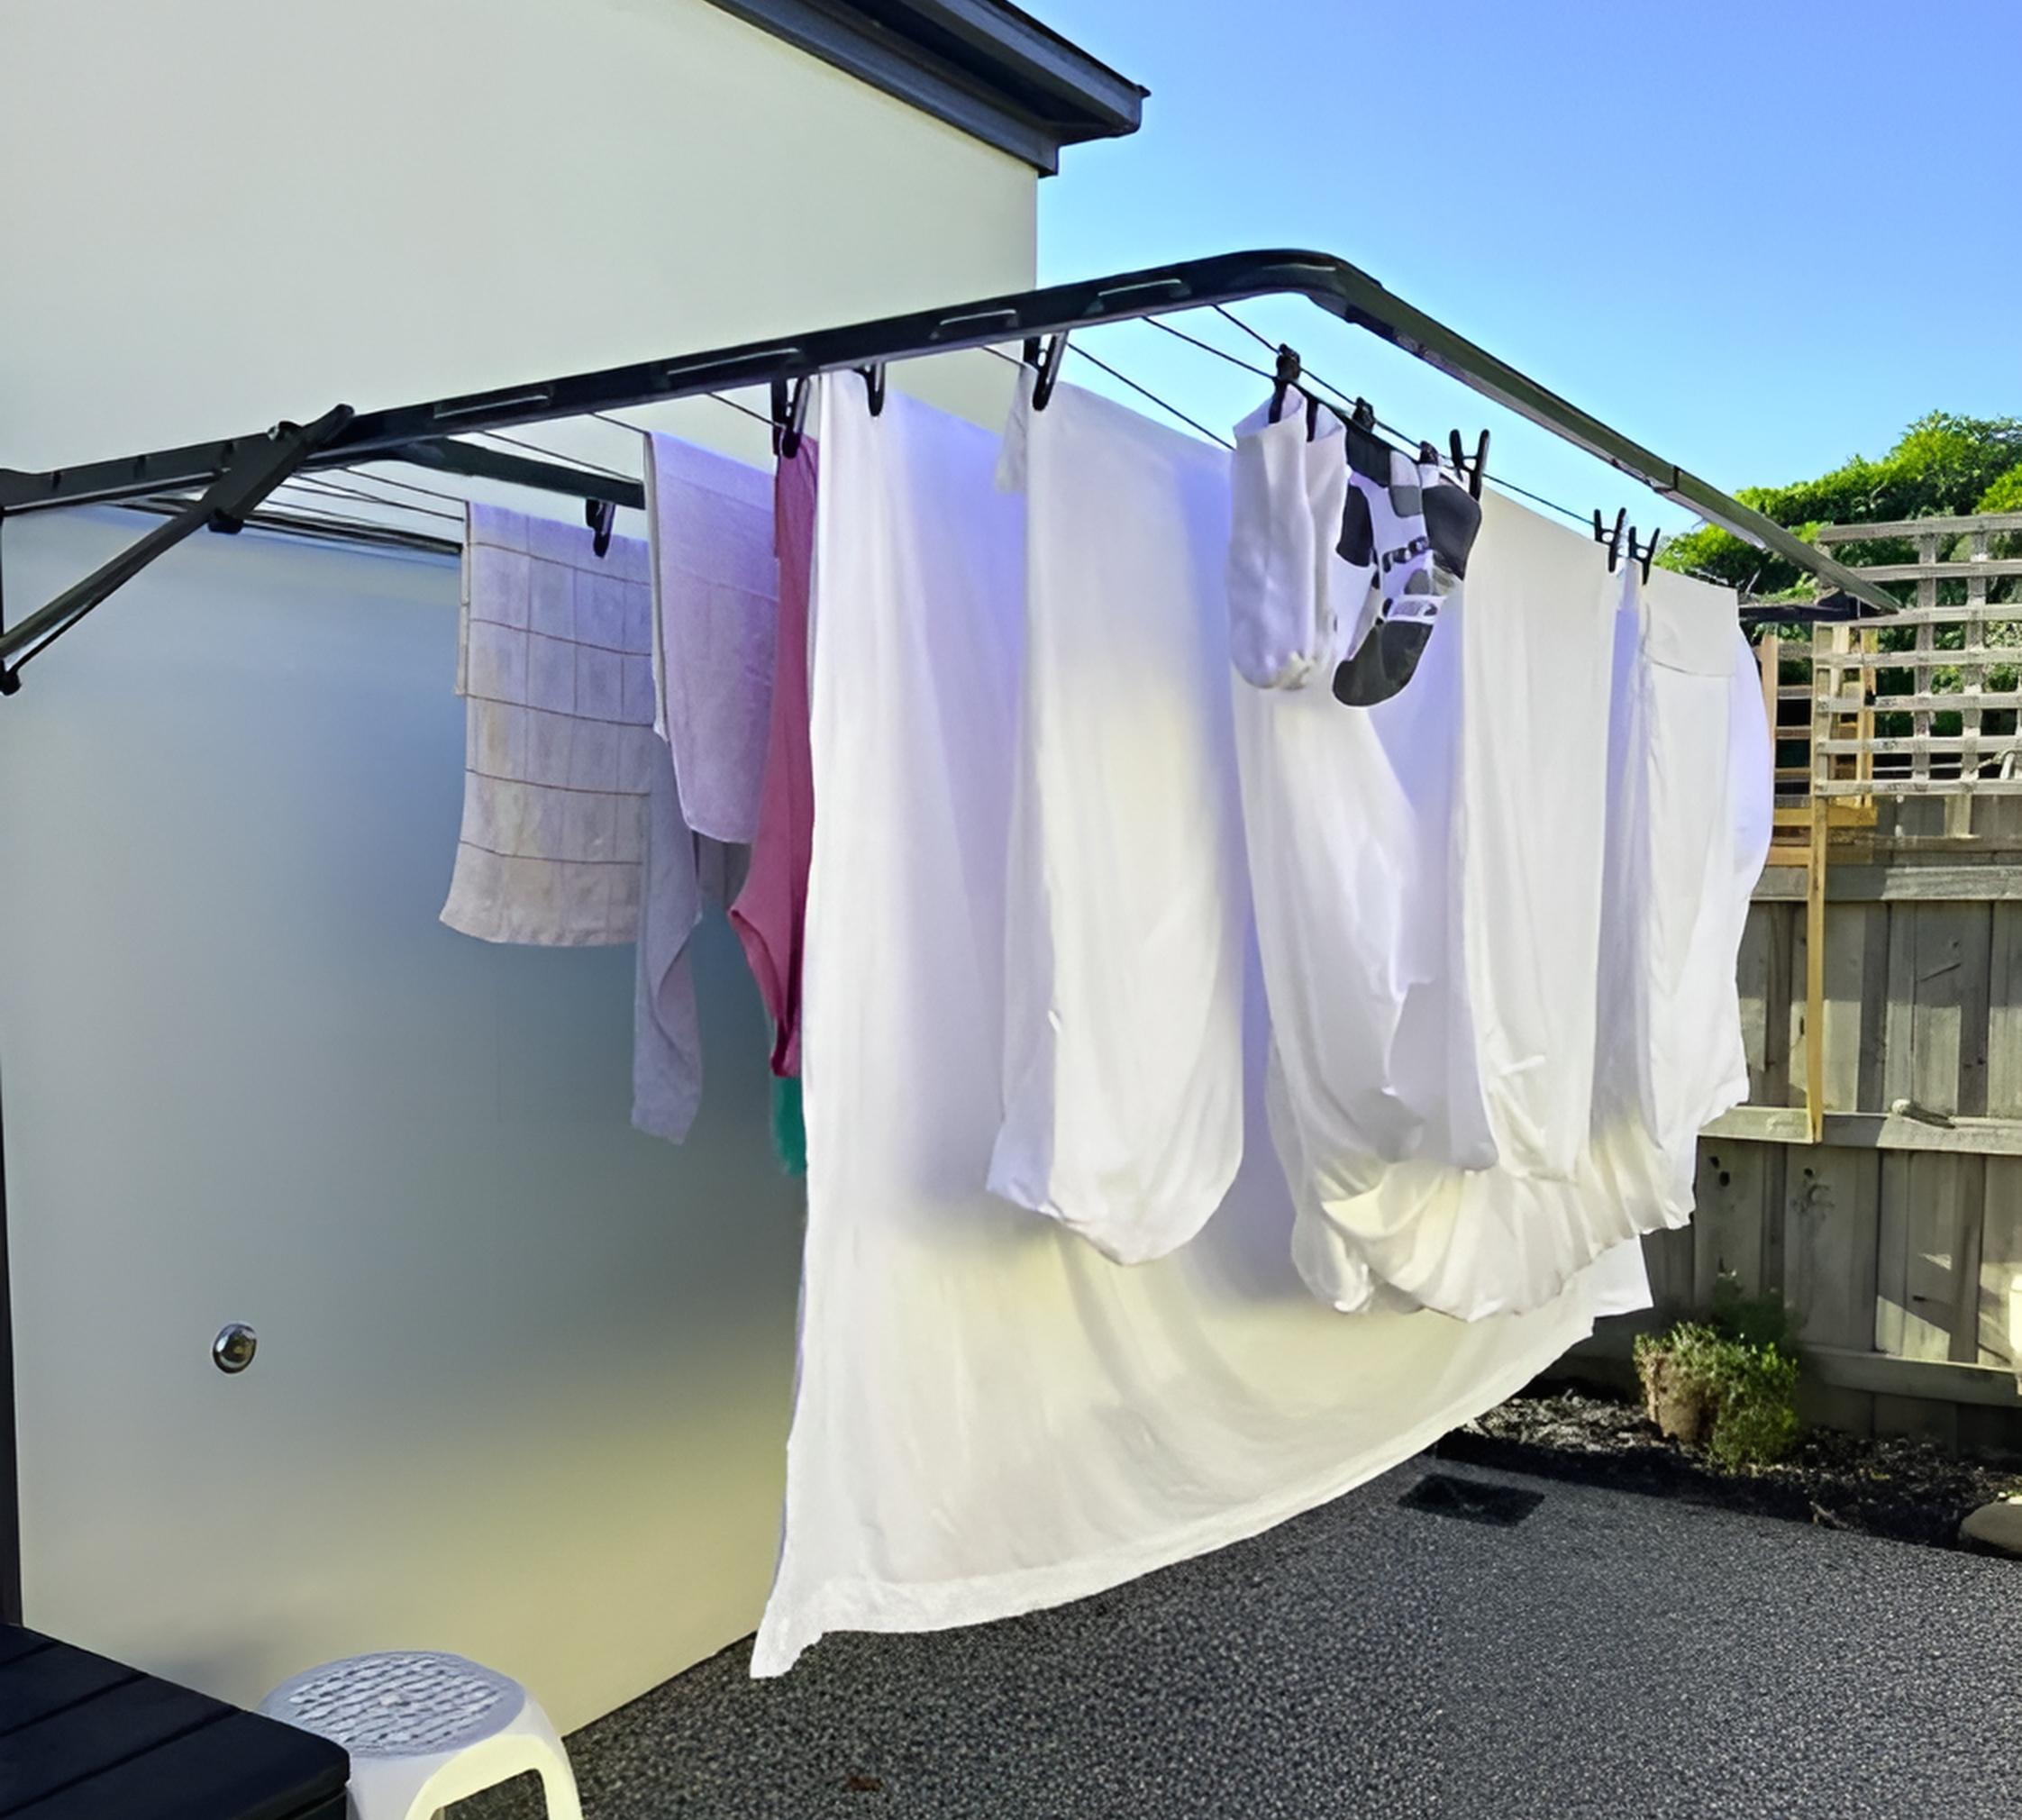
731, 442, 818, 1076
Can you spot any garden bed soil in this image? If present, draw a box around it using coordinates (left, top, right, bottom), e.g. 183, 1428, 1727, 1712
1435, 1387, 2021, 1551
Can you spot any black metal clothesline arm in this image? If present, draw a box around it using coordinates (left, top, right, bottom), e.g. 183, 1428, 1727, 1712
0, 247, 1898, 689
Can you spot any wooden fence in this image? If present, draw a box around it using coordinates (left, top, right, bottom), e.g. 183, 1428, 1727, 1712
1575, 516, 2022, 1454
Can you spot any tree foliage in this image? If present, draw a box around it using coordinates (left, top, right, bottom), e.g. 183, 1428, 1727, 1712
1659, 411, 2022, 596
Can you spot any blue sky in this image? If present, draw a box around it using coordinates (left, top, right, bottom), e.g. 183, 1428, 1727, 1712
1033, 0, 2019, 534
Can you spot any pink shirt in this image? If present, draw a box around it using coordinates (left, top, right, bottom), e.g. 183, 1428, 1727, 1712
731, 442, 817, 1076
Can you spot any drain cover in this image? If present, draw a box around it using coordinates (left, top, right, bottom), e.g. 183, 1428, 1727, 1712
1399, 1473, 1544, 1528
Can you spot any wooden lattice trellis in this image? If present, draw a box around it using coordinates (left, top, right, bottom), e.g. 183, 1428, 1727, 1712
1772, 513, 2022, 817
1758, 513, 2022, 1138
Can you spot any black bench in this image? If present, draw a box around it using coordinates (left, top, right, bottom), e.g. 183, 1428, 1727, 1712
0, 1625, 348, 1819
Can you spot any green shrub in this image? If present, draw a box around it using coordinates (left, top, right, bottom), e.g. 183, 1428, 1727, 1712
1703, 1344, 1802, 1470
1634, 1318, 1801, 1470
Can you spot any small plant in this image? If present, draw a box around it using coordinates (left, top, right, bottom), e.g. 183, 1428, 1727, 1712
1634, 1310, 1800, 1471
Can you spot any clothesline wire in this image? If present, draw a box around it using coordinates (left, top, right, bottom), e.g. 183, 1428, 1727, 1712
1144, 314, 1440, 466
1200, 305, 1600, 531
593, 394, 777, 434
1067, 345, 1235, 450
469, 427, 640, 481
282, 474, 466, 525
1213, 302, 1403, 432
978, 340, 1234, 450
217, 495, 458, 546
335, 466, 475, 508
115, 478, 460, 545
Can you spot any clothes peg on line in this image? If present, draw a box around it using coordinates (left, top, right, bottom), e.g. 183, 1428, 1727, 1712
585, 496, 615, 559
1270, 345, 1302, 424
771, 375, 812, 459
1628, 525, 1662, 583
1030, 332, 1069, 411
1592, 505, 1627, 573
1448, 427, 1489, 499
858, 364, 887, 417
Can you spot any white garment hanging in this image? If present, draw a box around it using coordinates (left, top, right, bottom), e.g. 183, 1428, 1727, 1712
1450, 490, 1618, 1177
988, 378, 1248, 1262
1228, 410, 1495, 1311
1296, 553, 1769, 1318
642, 432, 779, 843
442, 505, 660, 945
1605, 561, 1772, 1176
756, 377, 1619, 1677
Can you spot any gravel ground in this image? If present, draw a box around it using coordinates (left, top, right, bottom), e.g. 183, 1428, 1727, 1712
457, 1455, 2022, 1820
1441, 1387, 2022, 1548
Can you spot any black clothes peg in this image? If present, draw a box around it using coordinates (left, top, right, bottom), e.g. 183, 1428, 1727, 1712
1592, 506, 1627, 573
1031, 332, 1069, 411
585, 496, 615, 559
1628, 526, 1662, 582
1351, 397, 1377, 432
858, 364, 887, 417
771, 375, 812, 460
1270, 344, 1302, 423
1448, 427, 1489, 500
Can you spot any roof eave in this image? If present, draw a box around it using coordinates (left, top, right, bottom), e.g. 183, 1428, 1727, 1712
704, 0, 1145, 174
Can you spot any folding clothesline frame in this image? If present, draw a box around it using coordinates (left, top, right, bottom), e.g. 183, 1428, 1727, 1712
0, 246, 1900, 693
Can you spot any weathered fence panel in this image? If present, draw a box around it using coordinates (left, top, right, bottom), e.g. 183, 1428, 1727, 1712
1579, 516, 2022, 1452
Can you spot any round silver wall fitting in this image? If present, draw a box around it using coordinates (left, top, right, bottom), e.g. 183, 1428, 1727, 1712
213, 1323, 258, 1374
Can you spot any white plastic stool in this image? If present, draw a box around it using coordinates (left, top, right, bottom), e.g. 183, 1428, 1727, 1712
260, 1651, 581, 1820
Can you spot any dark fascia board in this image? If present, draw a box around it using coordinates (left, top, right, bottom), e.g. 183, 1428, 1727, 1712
704, 0, 1145, 173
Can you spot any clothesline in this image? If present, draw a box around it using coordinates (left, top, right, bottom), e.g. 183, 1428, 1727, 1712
378, 323, 1544, 554
324, 316, 1712, 588
11, 245, 1883, 705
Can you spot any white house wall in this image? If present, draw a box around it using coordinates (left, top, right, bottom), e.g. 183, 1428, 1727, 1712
0, 0, 1036, 1731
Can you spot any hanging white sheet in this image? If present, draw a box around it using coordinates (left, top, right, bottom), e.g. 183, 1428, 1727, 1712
755, 378, 1622, 1677
1604, 561, 1772, 1173
1291, 546, 1770, 1319
987, 378, 1248, 1262
1231, 408, 1494, 1215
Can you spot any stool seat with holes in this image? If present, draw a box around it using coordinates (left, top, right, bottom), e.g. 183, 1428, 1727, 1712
260, 1652, 579, 1820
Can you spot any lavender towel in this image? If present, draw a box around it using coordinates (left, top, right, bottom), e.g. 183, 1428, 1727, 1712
644, 432, 779, 842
